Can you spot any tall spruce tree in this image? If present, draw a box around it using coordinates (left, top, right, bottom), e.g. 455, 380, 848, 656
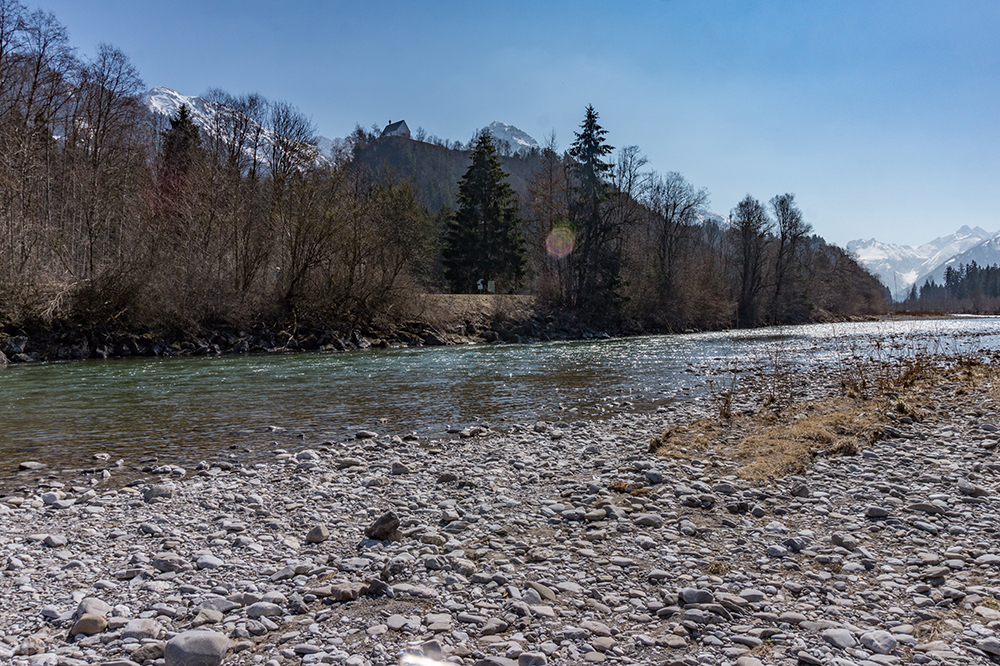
442, 132, 524, 293
161, 104, 202, 178
568, 105, 616, 311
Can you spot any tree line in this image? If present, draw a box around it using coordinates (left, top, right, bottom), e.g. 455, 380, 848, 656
441, 105, 886, 329
0, 1, 886, 339
0, 1, 435, 334
901, 261, 1000, 313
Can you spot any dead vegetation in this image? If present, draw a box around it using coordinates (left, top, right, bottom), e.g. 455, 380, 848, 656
408, 294, 538, 331
650, 398, 883, 482
650, 350, 999, 482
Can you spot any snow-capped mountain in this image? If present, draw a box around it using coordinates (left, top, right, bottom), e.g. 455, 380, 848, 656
695, 210, 729, 228
142, 87, 215, 130
141, 87, 333, 165
906, 232, 1000, 295
847, 225, 994, 299
483, 121, 539, 155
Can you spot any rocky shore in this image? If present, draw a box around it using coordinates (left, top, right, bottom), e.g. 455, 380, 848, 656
0, 295, 604, 365
0, 293, 878, 365
3, 359, 1000, 666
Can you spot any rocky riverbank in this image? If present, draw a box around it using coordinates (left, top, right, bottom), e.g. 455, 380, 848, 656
0, 295, 604, 365
0, 293, 881, 365
3, 356, 1000, 666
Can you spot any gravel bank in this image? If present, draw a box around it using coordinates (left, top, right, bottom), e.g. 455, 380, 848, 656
3, 361, 1000, 666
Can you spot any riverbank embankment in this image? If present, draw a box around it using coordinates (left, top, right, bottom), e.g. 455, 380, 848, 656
3, 352, 1000, 665
0, 293, 883, 365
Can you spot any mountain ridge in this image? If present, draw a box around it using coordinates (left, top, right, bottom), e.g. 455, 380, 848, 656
847, 225, 996, 299
140, 87, 333, 167
482, 121, 539, 155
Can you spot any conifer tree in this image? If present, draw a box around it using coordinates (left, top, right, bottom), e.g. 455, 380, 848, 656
161, 104, 202, 178
442, 132, 524, 293
568, 104, 617, 311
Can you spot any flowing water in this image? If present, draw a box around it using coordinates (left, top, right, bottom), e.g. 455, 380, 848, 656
2, 317, 999, 483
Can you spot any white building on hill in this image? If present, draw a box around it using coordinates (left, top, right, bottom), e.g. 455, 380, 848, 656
381, 120, 410, 139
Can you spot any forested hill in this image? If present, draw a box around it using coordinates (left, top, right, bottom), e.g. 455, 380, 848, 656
351, 136, 540, 213
0, 1, 890, 361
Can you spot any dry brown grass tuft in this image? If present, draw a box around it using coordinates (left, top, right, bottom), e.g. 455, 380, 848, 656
913, 615, 963, 641
748, 641, 773, 660
648, 418, 718, 457
704, 560, 731, 576
649, 353, 999, 482
651, 398, 882, 482
735, 400, 883, 481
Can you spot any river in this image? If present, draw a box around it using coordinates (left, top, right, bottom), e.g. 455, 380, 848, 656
2, 317, 999, 484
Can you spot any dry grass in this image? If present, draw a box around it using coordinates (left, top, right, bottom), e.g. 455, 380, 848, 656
704, 560, 731, 576
409, 293, 537, 329
735, 399, 882, 481
647, 418, 719, 457
650, 352, 999, 482
649, 399, 881, 481
913, 614, 964, 641
748, 641, 773, 660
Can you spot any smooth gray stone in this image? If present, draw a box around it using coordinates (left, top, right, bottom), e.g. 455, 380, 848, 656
305, 524, 329, 543
165, 630, 229, 666
821, 627, 857, 649
75, 597, 111, 619
121, 618, 164, 640
679, 587, 714, 604
196, 555, 224, 569
247, 602, 284, 618
518, 653, 548, 666
978, 637, 1000, 656
364, 510, 401, 541
861, 630, 897, 654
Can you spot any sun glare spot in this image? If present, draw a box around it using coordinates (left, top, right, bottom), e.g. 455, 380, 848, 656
546, 226, 575, 259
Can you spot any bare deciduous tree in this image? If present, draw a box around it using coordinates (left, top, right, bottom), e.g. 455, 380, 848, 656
730, 194, 772, 327
769, 192, 811, 322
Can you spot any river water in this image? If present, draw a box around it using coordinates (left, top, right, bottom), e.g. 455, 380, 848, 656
2, 317, 999, 481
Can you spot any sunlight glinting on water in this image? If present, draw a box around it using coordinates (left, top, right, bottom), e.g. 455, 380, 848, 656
2, 318, 999, 474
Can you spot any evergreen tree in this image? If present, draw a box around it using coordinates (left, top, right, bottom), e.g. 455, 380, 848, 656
568, 105, 617, 311
161, 104, 202, 178
442, 132, 524, 293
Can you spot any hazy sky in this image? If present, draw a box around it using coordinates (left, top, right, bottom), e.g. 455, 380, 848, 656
36, 0, 1000, 247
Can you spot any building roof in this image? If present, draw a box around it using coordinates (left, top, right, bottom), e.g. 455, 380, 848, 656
381, 120, 409, 136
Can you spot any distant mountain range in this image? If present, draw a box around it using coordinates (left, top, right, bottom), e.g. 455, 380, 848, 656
847, 225, 1000, 300
142, 87, 541, 167
141, 87, 334, 167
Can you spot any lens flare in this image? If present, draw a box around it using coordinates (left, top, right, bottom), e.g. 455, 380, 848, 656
546, 226, 575, 260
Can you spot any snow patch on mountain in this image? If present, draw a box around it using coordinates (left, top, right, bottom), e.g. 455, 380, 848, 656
847, 225, 994, 299
695, 210, 729, 228
908, 231, 1000, 295
141, 86, 333, 164
483, 121, 539, 155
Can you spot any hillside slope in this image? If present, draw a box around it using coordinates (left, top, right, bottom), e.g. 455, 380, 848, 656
351, 136, 541, 212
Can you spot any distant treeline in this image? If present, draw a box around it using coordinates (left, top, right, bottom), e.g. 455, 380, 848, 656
901, 261, 1000, 313
355, 111, 887, 330
0, 1, 886, 339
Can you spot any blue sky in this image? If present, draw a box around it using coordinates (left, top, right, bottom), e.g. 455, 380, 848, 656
36, 0, 1000, 247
